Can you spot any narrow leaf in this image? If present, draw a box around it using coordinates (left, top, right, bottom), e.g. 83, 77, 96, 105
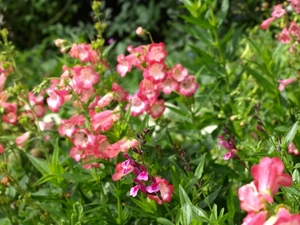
157, 218, 175, 225
179, 184, 192, 205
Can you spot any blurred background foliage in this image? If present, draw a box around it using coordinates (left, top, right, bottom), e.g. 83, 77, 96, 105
0, 0, 278, 85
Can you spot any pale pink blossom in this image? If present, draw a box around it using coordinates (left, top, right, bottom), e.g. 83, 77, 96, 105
97, 93, 114, 109
116, 54, 132, 77
91, 110, 120, 132
278, 78, 297, 91
15, 132, 30, 147
288, 21, 300, 37
288, 142, 299, 155
126, 94, 149, 116
72, 128, 96, 149
271, 207, 300, 225
46, 87, 68, 112
106, 138, 139, 158
138, 79, 159, 104
238, 181, 266, 212
136, 26, 144, 35
271, 4, 286, 18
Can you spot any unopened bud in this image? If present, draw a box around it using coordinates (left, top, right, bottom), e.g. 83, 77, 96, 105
136, 26, 145, 36
256, 126, 266, 133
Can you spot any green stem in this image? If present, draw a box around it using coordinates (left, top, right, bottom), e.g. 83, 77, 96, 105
116, 182, 123, 224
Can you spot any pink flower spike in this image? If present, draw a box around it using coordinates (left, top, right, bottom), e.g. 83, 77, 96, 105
130, 185, 141, 197
251, 157, 293, 197
15, 132, 31, 147
261, 17, 275, 30
271, 4, 286, 18
137, 171, 149, 181
278, 78, 297, 91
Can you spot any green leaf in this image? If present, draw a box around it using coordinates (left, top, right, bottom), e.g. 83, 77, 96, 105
218, 0, 229, 26
59, 173, 92, 182
179, 184, 192, 205
282, 121, 299, 147
157, 218, 175, 225
33, 174, 56, 186
131, 198, 155, 214
176, 203, 192, 225
194, 153, 205, 180
244, 66, 275, 95
26, 153, 50, 176
191, 205, 208, 222
126, 206, 157, 219
282, 186, 300, 197
198, 186, 222, 208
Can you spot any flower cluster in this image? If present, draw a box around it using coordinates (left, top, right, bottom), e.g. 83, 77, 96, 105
238, 157, 298, 225
115, 42, 198, 118
47, 43, 138, 168
112, 129, 174, 204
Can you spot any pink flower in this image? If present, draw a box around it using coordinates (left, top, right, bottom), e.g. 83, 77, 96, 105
130, 185, 142, 197
111, 83, 128, 101
178, 75, 198, 97
143, 62, 166, 84
158, 73, 179, 95
148, 99, 166, 119
112, 162, 134, 181
288, 0, 300, 13
251, 157, 293, 198
145, 42, 167, 64
116, 54, 132, 77
238, 181, 266, 212
278, 27, 291, 44
271, 4, 286, 18
241, 211, 267, 225
97, 93, 114, 109
261, 17, 275, 30
91, 110, 120, 132
1, 102, 18, 124
126, 94, 149, 117
72, 128, 95, 149
272, 207, 300, 225
15, 132, 30, 147
46, 87, 68, 112
72, 66, 99, 90
0, 144, 4, 154
278, 78, 297, 91
0, 73, 7, 92
106, 138, 139, 158
138, 79, 159, 104
147, 177, 174, 204
288, 21, 300, 37
288, 142, 299, 155
170, 64, 188, 82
